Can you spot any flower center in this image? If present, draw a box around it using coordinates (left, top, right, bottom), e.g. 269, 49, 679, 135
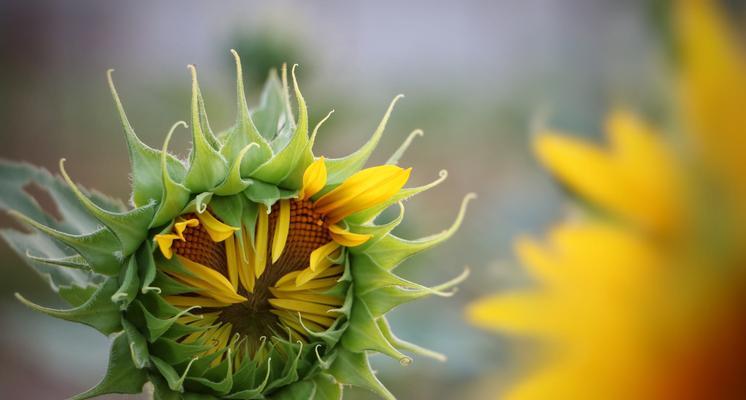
172, 200, 334, 343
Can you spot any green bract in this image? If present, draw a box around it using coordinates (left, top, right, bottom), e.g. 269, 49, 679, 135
0, 51, 472, 400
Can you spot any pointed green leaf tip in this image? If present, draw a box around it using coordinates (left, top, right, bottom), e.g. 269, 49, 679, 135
183, 65, 229, 193
107, 70, 186, 208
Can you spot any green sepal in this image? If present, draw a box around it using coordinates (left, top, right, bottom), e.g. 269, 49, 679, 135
151, 336, 209, 365
208, 195, 244, 227
151, 270, 202, 296
185, 354, 234, 395
133, 299, 195, 342
225, 360, 272, 399
70, 332, 148, 400
107, 70, 186, 207
112, 256, 140, 310
15, 278, 121, 335
251, 69, 293, 142
273, 372, 343, 400
346, 202, 405, 253
328, 348, 394, 400
58, 284, 98, 307
183, 66, 229, 193
152, 355, 198, 392
122, 317, 151, 368
220, 50, 273, 176
341, 300, 410, 364
386, 129, 423, 165
243, 180, 297, 210
376, 317, 446, 362
324, 95, 403, 186
213, 144, 257, 196
59, 159, 157, 255
250, 66, 310, 189
181, 192, 214, 215
264, 340, 306, 392
25, 253, 90, 270
360, 193, 474, 271
360, 276, 463, 318
137, 241, 161, 294
151, 122, 192, 228
150, 373, 182, 400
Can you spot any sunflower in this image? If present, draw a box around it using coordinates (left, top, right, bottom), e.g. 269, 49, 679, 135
467, 1, 746, 399
1, 51, 472, 399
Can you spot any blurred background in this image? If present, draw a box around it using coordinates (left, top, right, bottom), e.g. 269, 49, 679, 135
0, 0, 685, 398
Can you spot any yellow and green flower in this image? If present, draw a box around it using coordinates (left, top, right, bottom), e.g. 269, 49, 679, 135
467, 1, 746, 399
1, 52, 471, 399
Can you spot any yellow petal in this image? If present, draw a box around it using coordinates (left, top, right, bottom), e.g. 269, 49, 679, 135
173, 218, 199, 240
314, 165, 411, 223
271, 200, 291, 263
268, 298, 337, 316
198, 210, 239, 242
329, 224, 372, 247
238, 225, 256, 293
165, 295, 232, 308
269, 288, 344, 306
309, 241, 340, 272
271, 309, 336, 328
466, 292, 551, 334
154, 233, 179, 259
174, 255, 247, 303
224, 235, 239, 290
678, 0, 746, 192
275, 270, 302, 287
274, 277, 339, 292
300, 157, 327, 200
254, 205, 269, 278
534, 130, 678, 233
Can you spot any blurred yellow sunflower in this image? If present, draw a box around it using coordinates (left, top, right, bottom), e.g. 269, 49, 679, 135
467, 1, 746, 399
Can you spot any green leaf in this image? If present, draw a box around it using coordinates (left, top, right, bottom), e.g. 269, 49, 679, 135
16, 278, 122, 335
71, 333, 148, 399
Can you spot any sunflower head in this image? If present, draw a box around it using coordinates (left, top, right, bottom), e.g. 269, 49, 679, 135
1, 51, 472, 399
